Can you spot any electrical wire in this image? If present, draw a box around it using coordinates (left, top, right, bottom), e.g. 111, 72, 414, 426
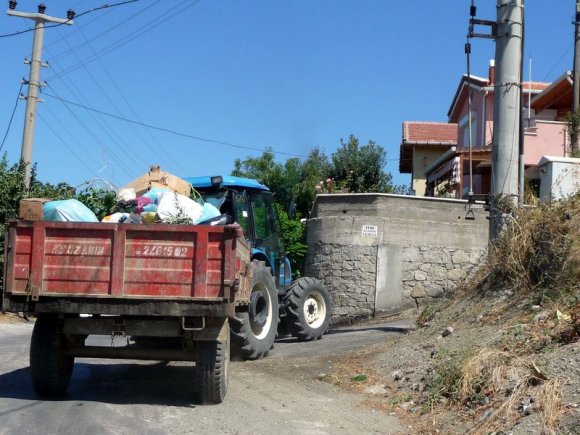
37, 111, 99, 175
0, 0, 140, 39
41, 103, 105, 173
0, 83, 24, 154
43, 85, 139, 179
48, 0, 161, 63
45, 42, 153, 172
47, 0, 198, 82
70, 24, 189, 174
541, 42, 573, 82
41, 92, 309, 158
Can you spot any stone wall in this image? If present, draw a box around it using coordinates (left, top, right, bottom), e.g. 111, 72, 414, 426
306, 244, 377, 320
401, 246, 486, 307
305, 194, 489, 323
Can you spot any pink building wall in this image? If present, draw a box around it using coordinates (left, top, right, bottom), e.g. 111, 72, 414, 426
455, 90, 493, 149
524, 121, 568, 165
456, 87, 566, 164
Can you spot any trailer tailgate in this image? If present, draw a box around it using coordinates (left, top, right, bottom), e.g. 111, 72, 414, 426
4, 221, 243, 301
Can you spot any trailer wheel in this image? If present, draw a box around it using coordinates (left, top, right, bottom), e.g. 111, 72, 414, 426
283, 277, 331, 341
193, 329, 229, 405
230, 260, 278, 360
30, 314, 74, 397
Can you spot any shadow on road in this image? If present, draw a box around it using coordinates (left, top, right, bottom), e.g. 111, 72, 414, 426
275, 324, 410, 344
327, 325, 411, 334
0, 361, 198, 407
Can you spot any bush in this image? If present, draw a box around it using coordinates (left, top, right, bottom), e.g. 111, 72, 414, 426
0, 156, 115, 294
486, 194, 580, 302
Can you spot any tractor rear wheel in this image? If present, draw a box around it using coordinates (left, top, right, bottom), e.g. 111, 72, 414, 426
230, 260, 278, 360
283, 277, 331, 341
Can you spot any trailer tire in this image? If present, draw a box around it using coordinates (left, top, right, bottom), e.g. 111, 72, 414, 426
193, 330, 229, 405
230, 260, 278, 360
30, 314, 74, 397
283, 277, 331, 341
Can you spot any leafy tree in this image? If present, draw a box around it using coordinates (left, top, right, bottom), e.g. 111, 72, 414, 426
276, 204, 307, 278
293, 148, 331, 216
233, 147, 330, 217
330, 134, 394, 193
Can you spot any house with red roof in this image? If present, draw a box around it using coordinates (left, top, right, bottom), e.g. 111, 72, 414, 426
399, 121, 457, 196
400, 61, 571, 199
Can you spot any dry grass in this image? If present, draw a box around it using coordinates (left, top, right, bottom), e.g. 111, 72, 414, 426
458, 348, 565, 434
537, 378, 565, 433
486, 194, 580, 300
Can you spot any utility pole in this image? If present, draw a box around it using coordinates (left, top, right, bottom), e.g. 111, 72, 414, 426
490, 0, 523, 240
573, 0, 580, 156
7, 2, 73, 188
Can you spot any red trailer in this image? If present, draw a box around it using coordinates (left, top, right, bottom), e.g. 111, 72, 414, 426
2, 220, 252, 404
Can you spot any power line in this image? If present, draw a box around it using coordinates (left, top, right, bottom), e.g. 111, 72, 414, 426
43, 85, 139, 180
48, 0, 161, 63
541, 42, 573, 82
46, 0, 198, 82
0, 83, 24, 154
37, 111, 99, 175
41, 98, 104, 168
70, 24, 189, 174
41, 92, 309, 158
45, 42, 152, 172
0, 0, 140, 39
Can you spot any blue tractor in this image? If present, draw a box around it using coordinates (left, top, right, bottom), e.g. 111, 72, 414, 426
184, 175, 332, 360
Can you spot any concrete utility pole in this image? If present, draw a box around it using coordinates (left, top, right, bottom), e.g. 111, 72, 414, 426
573, 0, 580, 155
7, 2, 73, 188
490, 0, 523, 240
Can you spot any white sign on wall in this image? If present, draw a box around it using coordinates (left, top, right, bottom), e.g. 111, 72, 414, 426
361, 225, 378, 237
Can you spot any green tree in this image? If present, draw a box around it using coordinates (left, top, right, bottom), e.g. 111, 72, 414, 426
276, 204, 307, 277
233, 147, 330, 217
293, 148, 331, 216
330, 134, 395, 193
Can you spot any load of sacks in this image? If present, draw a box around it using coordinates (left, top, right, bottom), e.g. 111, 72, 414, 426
43, 187, 221, 225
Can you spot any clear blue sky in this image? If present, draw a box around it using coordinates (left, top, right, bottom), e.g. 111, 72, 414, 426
0, 1, 574, 189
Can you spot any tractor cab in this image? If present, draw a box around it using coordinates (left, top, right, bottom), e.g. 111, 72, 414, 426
184, 175, 292, 291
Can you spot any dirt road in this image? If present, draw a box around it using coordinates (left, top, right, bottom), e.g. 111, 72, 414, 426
0, 320, 410, 435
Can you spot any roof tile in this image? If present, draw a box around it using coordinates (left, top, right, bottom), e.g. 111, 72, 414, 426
403, 121, 457, 143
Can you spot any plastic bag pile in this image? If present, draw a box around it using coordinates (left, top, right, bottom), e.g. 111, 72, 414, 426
43, 187, 221, 225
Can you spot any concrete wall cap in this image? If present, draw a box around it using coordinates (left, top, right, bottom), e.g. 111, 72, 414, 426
314, 193, 485, 205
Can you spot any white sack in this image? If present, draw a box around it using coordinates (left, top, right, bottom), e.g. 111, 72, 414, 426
156, 192, 203, 224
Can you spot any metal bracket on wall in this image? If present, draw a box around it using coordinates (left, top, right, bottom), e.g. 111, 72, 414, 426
465, 194, 488, 220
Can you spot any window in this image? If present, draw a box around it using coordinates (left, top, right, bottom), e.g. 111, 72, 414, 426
460, 113, 477, 148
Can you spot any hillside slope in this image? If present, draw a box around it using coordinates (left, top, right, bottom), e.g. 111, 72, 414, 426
332, 195, 580, 434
